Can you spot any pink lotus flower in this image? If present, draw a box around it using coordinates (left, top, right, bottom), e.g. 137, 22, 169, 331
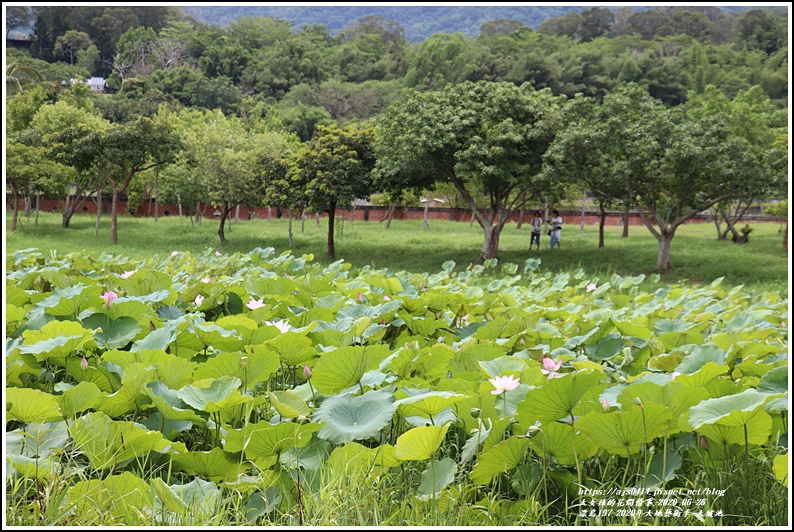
121, 270, 135, 279
489, 374, 521, 395
194, 295, 205, 306
80, 356, 89, 370
201, 278, 213, 284
602, 398, 610, 410
303, 363, 312, 379
215, 251, 222, 256
671, 371, 681, 380
541, 357, 562, 379
266, 319, 291, 333
102, 291, 118, 308
586, 283, 597, 292
246, 298, 265, 310
357, 292, 364, 302
383, 295, 390, 301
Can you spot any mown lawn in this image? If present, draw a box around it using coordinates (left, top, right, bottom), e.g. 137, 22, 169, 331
5, 211, 789, 294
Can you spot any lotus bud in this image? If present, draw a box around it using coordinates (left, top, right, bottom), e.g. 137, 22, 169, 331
303, 363, 312, 379
633, 397, 644, 409
241, 355, 248, 369
80, 356, 89, 371
602, 398, 610, 411
470, 408, 482, 419
700, 436, 709, 450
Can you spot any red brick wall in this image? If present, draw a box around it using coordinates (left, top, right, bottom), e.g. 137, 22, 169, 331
8, 198, 775, 225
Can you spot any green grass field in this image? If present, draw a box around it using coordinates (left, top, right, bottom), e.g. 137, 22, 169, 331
5, 211, 789, 294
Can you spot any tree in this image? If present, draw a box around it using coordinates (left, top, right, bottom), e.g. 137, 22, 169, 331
54, 30, 93, 65
28, 100, 111, 228
6, 62, 46, 96
6, 6, 33, 39
599, 84, 758, 272
686, 85, 788, 243
289, 124, 378, 259
542, 95, 629, 248
49, 117, 181, 243
375, 81, 565, 260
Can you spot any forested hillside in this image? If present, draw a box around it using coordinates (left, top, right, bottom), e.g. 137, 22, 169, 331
180, 5, 785, 42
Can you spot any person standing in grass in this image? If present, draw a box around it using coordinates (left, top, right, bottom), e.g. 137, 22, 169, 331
550, 209, 563, 249
529, 211, 543, 250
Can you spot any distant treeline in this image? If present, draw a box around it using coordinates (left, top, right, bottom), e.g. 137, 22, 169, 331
6, 5, 788, 139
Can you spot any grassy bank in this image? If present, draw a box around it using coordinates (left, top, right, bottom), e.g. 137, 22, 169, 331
5, 211, 789, 294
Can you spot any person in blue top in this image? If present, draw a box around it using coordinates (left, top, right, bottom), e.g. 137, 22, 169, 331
549, 209, 563, 250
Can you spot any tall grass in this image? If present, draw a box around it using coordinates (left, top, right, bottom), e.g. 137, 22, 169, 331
5, 211, 789, 294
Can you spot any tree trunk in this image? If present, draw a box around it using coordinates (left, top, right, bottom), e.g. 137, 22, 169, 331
327, 201, 337, 259
580, 193, 586, 231
34, 193, 41, 228
110, 189, 120, 243
196, 201, 202, 226
470, 204, 476, 227
62, 193, 73, 228
11, 190, 19, 232
154, 168, 159, 222
267, 206, 272, 222
598, 202, 606, 248
177, 193, 182, 218
622, 204, 630, 238
301, 207, 306, 233
288, 209, 294, 249
655, 230, 675, 273
481, 224, 504, 260
349, 205, 356, 223
218, 202, 230, 244
423, 199, 430, 230
517, 193, 525, 230
316, 212, 320, 228
235, 204, 240, 224
94, 189, 102, 237
385, 205, 395, 229
25, 196, 31, 232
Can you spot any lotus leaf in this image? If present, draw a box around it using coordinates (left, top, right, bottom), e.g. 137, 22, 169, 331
517, 369, 604, 423
38, 283, 100, 317
263, 331, 317, 366
470, 436, 530, 486
71, 412, 172, 470
576, 402, 671, 457
82, 314, 142, 350
7, 421, 69, 458
7, 387, 62, 423
617, 381, 709, 434
224, 420, 320, 458
315, 389, 396, 443
193, 349, 279, 388
310, 344, 391, 394
528, 420, 594, 466
171, 447, 251, 482
641, 451, 683, 489
69, 471, 150, 524
269, 390, 311, 419
395, 390, 467, 420
20, 320, 97, 361
417, 457, 457, 499
178, 376, 251, 413
394, 424, 450, 461
773, 453, 788, 486
689, 388, 772, 428
58, 381, 102, 418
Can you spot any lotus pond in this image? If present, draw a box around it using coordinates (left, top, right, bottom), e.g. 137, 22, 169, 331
4, 248, 789, 526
